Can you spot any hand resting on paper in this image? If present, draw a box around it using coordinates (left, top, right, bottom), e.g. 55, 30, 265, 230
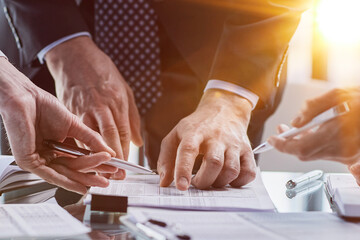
158, 90, 257, 191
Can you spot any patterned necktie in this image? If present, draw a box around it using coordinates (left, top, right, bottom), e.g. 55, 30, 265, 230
94, 0, 162, 115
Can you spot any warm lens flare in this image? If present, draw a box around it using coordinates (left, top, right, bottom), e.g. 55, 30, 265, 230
316, 0, 360, 45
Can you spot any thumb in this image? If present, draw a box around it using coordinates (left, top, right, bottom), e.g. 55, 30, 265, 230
68, 115, 116, 156
277, 124, 290, 134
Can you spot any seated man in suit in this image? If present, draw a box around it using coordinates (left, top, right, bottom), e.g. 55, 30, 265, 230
0, 50, 116, 194
3, 0, 306, 190
268, 88, 360, 183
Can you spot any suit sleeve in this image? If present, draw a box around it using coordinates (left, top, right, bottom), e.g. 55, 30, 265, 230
3, 0, 89, 67
209, 3, 303, 109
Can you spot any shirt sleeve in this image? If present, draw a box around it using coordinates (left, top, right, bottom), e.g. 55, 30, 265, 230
0, 50, 7, 60
37, 32, 92, 64
204, 79, 259, 110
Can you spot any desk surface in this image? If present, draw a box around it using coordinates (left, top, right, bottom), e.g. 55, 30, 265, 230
2, 171, 334, 239
262, 171, 331, 213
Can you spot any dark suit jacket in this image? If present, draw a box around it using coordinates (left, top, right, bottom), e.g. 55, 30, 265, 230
3, 0, 302, 106
2, 0, 303, 166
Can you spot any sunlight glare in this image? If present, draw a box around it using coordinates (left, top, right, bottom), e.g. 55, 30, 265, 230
316, 0, 360, 45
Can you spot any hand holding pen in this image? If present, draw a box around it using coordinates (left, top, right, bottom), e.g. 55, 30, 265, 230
266, 88, 360, 165
43, 140, 155, 174
253, 101, 350, 154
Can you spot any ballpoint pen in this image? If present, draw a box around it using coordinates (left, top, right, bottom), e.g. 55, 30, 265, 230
43, 140, 155, 174
286, 170, 324, 189
253, 101, 350, 154
285, 180, 323, 199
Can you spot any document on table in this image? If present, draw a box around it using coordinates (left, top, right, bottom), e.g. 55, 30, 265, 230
90, 168, 275, 211
126, 208, 360, 240
0, 203, 90, 238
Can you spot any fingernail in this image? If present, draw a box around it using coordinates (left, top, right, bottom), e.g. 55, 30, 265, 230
109, 148, 116, 157
103, 152, 111, 159
177, 177, 189, 190
291, 116, 302, 125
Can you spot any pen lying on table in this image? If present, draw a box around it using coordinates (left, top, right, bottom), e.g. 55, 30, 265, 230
43, 140, 155, 174
286, 170, 324, 189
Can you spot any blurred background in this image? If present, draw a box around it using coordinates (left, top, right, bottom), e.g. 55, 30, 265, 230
259, 0, 360, 172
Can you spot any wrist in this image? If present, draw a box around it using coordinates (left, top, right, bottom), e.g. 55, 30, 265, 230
199, 89, 253, 124
45, 36, 93, 63
0, 58, 37, 113
45, 36, 111, 88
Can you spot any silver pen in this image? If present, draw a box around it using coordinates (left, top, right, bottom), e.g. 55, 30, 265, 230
286, 170, 323, 189
285, 180, 323, 199
43, 140, 155, 174
253, 102, 350, 154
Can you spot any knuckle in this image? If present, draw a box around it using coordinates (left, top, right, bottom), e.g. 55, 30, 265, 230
118, 128, 130, 140
206, 155, 224, 168
181, 143, 198, 154
178, 118, 195, 130
192, 181, 208, 190
228, 142, 242, 152
112, 94, 123, 103
178, 163, 193, 175
223, 165, 240, 180
243, 147, 253, 156
230, 169, 256, 188
102, 125, 118, 134
242, 168, 256, 181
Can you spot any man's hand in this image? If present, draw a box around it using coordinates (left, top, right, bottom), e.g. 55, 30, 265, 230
45, 36, 143, 179
157, 90, 257, 191
268, 88, 360, 164
0, 57, 117, 194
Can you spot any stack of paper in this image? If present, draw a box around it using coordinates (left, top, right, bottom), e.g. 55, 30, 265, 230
90, 169, 275, 212
326, 174, 360, 217
0, 155, 57, 203
0, 155, 44, 193
0, 203, 90, 238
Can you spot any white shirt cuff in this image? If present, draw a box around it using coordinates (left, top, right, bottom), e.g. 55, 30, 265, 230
0, 50, 7, 60
204, 79, 259, 110
37, 32, 92, 64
